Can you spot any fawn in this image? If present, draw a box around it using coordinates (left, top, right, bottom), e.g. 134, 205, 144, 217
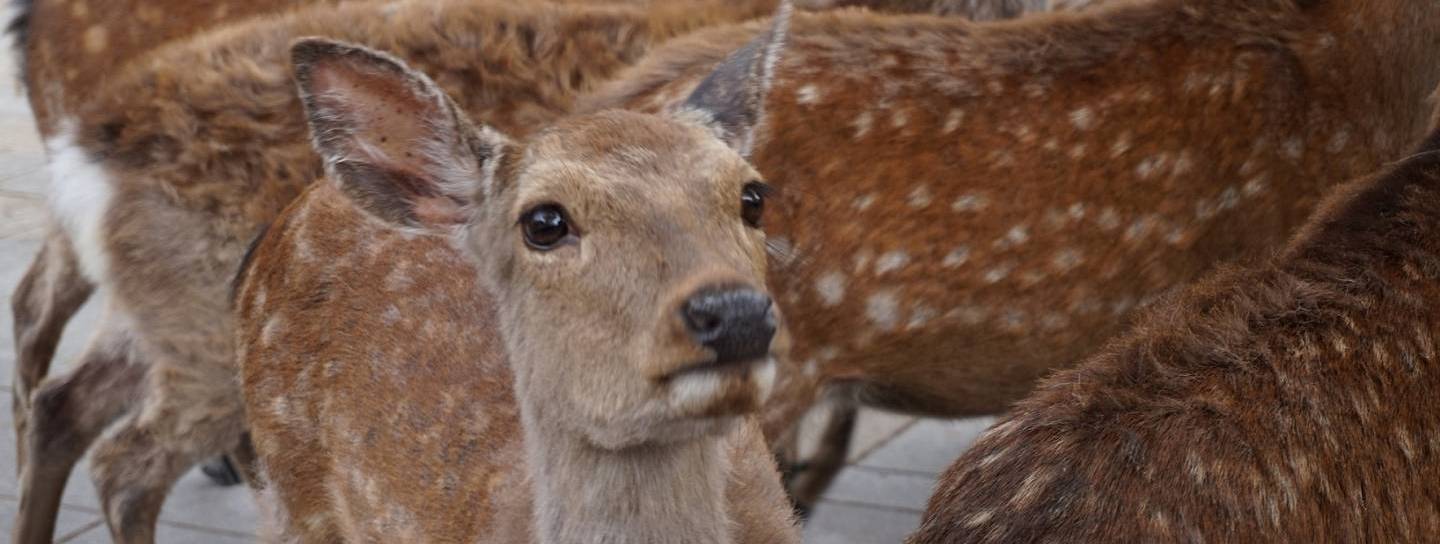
910, 129, 1440, 543
580, 0, 1440, 507
7, 0, 785, 541
237, 20, 798, 542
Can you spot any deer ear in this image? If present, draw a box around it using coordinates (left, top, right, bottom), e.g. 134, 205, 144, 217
677, 1, 793, 157
291, 38, 510, 228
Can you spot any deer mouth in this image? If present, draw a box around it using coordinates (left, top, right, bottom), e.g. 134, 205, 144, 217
664, 353, 772, 380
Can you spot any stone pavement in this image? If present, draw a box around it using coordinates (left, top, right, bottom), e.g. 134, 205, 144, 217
0, 15, 990, 542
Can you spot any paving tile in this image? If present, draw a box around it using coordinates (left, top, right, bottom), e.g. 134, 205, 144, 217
857, 417, 997, 475
848, 409, 917, 462
0, 193, 46, 240
156, 465, 260, 536
0, 495, 102, 542
821, 465, 939, 512
63, 520, 255, 544
804, 501, 922, 544
0, 148, 47, 195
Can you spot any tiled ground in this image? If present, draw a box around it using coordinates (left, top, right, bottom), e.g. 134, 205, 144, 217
0, 17, 991, 542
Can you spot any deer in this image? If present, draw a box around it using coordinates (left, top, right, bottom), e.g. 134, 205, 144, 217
909, 128, 1440, 543
5, 0, 352, 489
7, 0, 794, 541
235, 19, 801, 542
577, 0, 1440, 510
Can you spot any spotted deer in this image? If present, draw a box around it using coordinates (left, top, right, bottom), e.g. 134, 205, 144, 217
5, 0, 347, 486
237, 23, 799, 542
7, 0, 788, 541
910, 129, 1440, 543
579, 0, 1440, 509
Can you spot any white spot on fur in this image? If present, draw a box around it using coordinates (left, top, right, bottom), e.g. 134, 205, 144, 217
996, 225, 1029, 248
866, 291, 900, 331
46, 123, 114, 282
1097, 208, 1121, 230
891, 109, 910, 129
261, 315, 285, 347
984, 263, 1015, 284
1110, 132, 1133, 158
951, 194, 989, 212
1283, 138, 1304, 160
1327, 130, 1349, 153
382, 305, 401, 325
853, 249, 874, 273
942, 109, 965, 133
1069, 107, 1095, 130
852, 111, 874, 139
853, 193, 876, 211
816, 272, 846, 307
1051, 249, 1083, 271
875, 251, 910, 274
1067, 203, 1087, 220
943, 246, 971, 268
1243, 176, 1268, 197
907, 305, 936, 330
907, 186, 932, 208
795, 84, 821, 105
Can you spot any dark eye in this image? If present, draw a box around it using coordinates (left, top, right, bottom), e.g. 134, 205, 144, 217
521, 204, 570, 250
741, 182, 769, 228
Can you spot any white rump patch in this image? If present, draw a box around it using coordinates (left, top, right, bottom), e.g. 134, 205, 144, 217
46, 122, 115, 282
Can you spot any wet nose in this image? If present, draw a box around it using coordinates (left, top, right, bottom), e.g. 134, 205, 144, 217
682, 286, 776, 366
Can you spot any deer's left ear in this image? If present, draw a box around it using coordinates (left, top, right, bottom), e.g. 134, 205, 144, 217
676, 1, 793, 158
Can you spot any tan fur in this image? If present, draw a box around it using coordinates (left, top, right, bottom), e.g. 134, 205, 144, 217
578, 0, 1440, 507
911, 131, 1440, 542
238, 36, 798, 542
11, 1, 783, 542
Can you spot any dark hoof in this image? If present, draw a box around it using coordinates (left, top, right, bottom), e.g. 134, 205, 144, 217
200, 456, 243, 486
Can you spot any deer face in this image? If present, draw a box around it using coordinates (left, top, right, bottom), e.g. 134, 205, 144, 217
289, 3, 791, 448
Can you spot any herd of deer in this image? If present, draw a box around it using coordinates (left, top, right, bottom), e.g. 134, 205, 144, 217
5, 0, 1440, 542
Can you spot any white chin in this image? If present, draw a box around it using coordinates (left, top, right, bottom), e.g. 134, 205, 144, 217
666, 357, 776, 414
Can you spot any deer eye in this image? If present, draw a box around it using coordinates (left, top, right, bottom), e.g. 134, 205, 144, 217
741, 182, 769, 228
521, 204, 571, 250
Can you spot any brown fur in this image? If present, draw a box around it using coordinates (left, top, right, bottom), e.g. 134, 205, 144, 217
910, 133, 1440, 543
578, 0, 1440, 506
13, 1, 782, 542
239, 36, 797, 542
797, 0, 1099, 20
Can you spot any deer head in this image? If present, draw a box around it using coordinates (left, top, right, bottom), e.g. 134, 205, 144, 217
289, 5, 791, 450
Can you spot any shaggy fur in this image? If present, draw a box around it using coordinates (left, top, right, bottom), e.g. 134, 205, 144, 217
237, 36, 798, 542
910, 133, 1440, 542
10, 1, 782, 542
578, 0, 1440, 507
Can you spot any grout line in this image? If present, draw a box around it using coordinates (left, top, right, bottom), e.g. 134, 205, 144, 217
842, 464, 942, 479
56, 519, 106, 543
848, 417, 920, 464
815, 497, 926, 516
157, 519, 256, 539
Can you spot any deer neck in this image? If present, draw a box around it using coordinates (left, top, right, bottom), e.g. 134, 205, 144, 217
520, 408, 735, 544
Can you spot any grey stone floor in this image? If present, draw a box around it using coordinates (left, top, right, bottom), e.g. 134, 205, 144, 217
0, 18, 990, 542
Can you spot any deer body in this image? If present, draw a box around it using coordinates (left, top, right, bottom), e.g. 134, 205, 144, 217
239, 30, 798, 542
579, 0, 1440, 505
10, 1, 783, 541
911, 132, 1440, 542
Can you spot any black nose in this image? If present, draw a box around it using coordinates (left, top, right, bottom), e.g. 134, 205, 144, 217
682, 286, 776, 366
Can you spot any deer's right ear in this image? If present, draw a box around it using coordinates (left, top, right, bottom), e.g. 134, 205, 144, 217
291, 38, 510, 229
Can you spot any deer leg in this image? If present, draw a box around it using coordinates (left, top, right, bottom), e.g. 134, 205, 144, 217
12, 318, 145, 544
11, 228, 95, 473
786, 404, 858, 518
88, 369, 245, 544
